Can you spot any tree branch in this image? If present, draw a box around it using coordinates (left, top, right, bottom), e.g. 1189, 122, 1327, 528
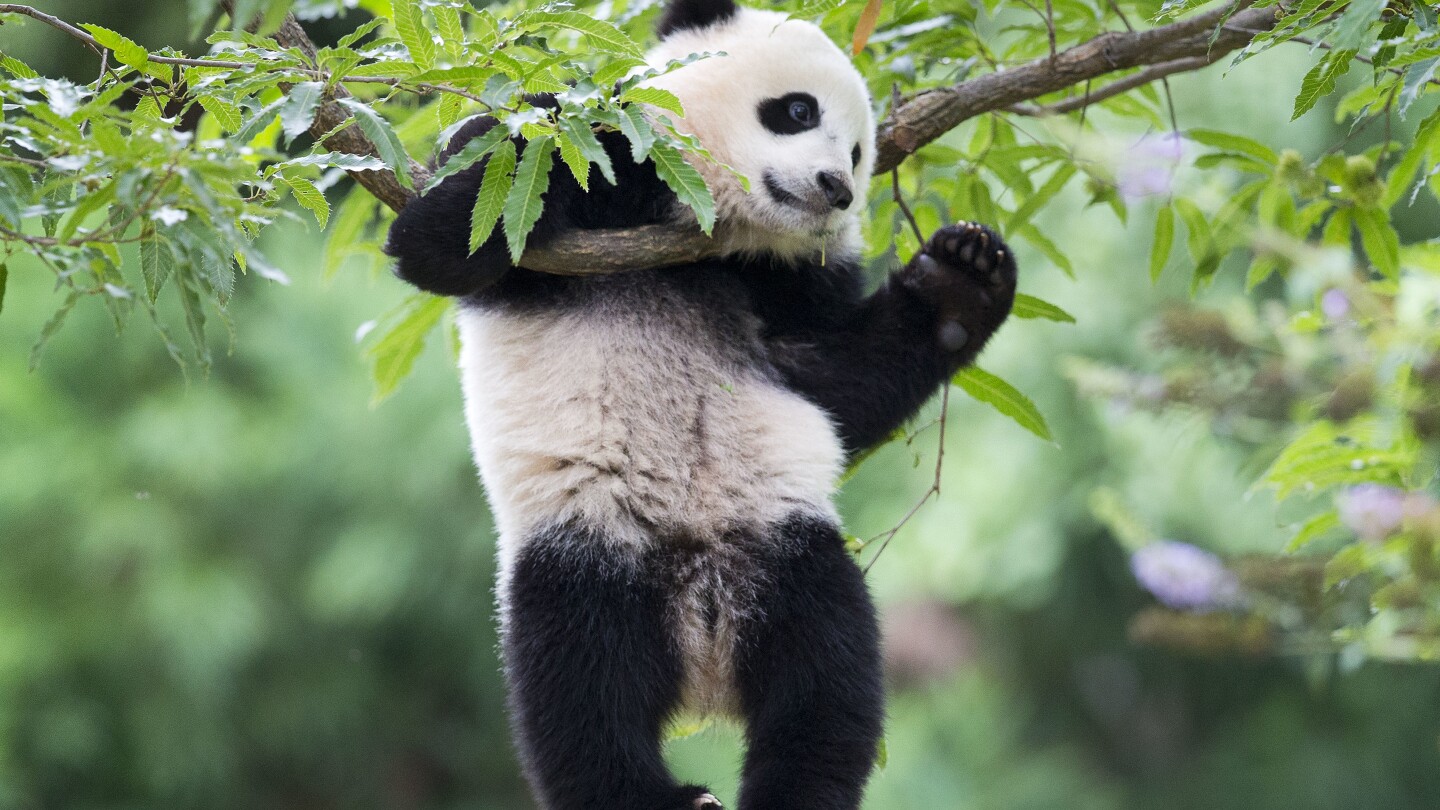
2, 1, 1282, 275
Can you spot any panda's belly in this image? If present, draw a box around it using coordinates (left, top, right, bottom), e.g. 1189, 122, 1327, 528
455, 301, 844, 566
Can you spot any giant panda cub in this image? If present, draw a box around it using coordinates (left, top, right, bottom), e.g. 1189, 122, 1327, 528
385, 0, 1017, 807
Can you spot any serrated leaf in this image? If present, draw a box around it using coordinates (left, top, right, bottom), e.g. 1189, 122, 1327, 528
234, 96, 286, 145
427, 125, 509, 192
391, 0, 436, 69
617, 105, 656, 163
558, 117, 616, 186
522, 11, 643, 57
502, 136, 553, 262
80, 24, 149, 70
140, 226, 173, 301
1330, 0, 1384, 50
278, 81, 325, 141
1011, 293, 1075, 323
1400, 57, 1440, 116
275, 151, 387, 172
1150, 203, 1175, 282
470, 139, 516, 253
0, 51, 39, 79
338, 98, 413, 188
1293, 50, 1356, 120
281, 174, 330, 228
197, 96, 242, 132
621, 86, 685, 117
433, 4, 465, 59
1187, 129, 1278, 165
953, 366, 1053, 442
594, 57, 647, 88
366, 294, 450, 402
1258, 420, 1413, 499
651, 142, 715, 234
556, 132, 590, 190
337, 16, 386, 48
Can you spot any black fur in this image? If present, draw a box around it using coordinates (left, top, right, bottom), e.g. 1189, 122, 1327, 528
656, 0, 739, 38
506, 516, 882, 810
505, 525, 714, 810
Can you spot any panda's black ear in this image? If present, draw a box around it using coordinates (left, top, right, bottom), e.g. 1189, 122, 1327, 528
656, 0, 739, 38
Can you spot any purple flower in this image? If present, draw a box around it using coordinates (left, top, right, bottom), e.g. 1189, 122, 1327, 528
1130, 540, 1239, 611
1321, 288, 1351, 320
1337, 484, 1407, 542
1117, 133, 1184, 201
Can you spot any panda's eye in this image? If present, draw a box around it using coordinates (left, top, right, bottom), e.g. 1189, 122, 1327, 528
851, 144, 861, 168
759, 92, 821, 135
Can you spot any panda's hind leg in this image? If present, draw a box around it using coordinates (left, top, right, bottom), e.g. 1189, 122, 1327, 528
504, 525, 716, 810
734, 515, 884, 810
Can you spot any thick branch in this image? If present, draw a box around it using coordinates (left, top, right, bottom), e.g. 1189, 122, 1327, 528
874, 3, 1278, 172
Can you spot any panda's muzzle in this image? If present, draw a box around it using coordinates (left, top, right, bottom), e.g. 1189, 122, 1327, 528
763, 171, 853, 214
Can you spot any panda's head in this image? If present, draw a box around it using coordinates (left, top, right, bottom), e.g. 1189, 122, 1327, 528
643, 0, 875, 260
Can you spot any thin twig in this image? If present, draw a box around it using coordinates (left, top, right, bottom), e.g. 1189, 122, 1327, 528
891, 169, 925, 247
863, 385, 951, 575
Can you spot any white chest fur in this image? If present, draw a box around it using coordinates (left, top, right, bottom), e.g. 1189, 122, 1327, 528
454, 282, 843, 573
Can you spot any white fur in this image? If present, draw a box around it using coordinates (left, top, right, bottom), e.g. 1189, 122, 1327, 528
643, 8, 876, 261
459, 10, 869, 715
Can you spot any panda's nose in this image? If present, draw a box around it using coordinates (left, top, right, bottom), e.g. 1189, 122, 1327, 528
816, 171, 853, 210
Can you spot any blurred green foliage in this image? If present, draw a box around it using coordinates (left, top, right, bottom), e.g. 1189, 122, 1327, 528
4, 0, 1440, 808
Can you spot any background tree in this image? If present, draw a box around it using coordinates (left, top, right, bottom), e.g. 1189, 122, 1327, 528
2, 0, 1440, 806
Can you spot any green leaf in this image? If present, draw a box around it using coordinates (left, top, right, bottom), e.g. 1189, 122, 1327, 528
502, 136, 553, 262
57, 180, 118, 242
281, 174, 330, 228
1258, 419, 1414, 499
140, 226, 173, 302
1354, 206, 1400, 279
0, 51, 39, 79
556, 132, 590, 190
234, 96, 286, 146
1186, 129, 1278, 165
433, 4, 465, 59
367, 294, 451, 402
1293, 50, 1356, 120
1011, 293, 1075, 323
30, 291, 79, 371
469, 139, 516, 253
80, 24, 149, 70
1150, 203, 1175, 282
426, 125, 509, 192
558, 117, 616, 186
1400, 57, 1440, 116
621, 86, 686, 117
521, 11, 643, 57
651, 142, 715, 234
391, 0, 436, 69
617, 105, 656, 162
953, 367, 1053, 442
278, 81, 325, 141
1330, 0, 1384, 50
197, 96, 242, 132
1286, 512, 1341, 553
1017, 223, 1074, 278
324, 188, 378, 278
338, 98, 413, 188
1007, 163, 1075, 232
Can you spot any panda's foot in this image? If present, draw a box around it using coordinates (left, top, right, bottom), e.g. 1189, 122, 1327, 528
671, 785, 722, 810
903, 221, 1018, 360
693, 792, 723, 809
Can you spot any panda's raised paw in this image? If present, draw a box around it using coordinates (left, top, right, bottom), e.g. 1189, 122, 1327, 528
693, 793, 723, 809
902, 222, 1018, 359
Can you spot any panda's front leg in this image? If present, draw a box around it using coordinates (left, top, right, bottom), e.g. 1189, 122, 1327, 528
768, 221, 1018, 456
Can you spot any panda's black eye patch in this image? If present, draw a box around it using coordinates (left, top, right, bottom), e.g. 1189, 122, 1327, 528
851, 144, 861, 168
759, 93, 820, 135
